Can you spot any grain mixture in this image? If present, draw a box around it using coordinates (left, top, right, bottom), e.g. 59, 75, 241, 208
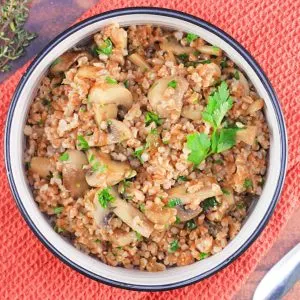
24, 24, 269, 271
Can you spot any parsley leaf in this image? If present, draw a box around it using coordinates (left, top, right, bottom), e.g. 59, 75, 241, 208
199, 252, 208, 260
169, 240, 179, 252
177, 176, 189, 182
186, 33, 198, 43
167, 80, 177, 88
243, 178, 253, 189
98, 188, 115, 208
234, 70, 240, 80
139, 203, 145, 213
59, 152, 69, 161
175, 216, 181, 224
202, 81, 233, 129
167, 198, 183, 208
212, 128, 239, 153
145, 111, 163, 126
53, 206, 63, 214
77, 135, 89, 150
96, 38, 113, 55
105, 76, 117, 84
135, 231, 142, 241
134, 147, 144, 163
200, 197, 220, 212
186, 133, 211, 165
186, 219, 197, 230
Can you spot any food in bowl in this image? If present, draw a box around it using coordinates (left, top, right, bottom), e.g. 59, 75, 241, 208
24, 23, 269, 272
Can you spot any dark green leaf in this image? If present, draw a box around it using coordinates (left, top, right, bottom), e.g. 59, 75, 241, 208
200, 197, 220, 212
169, 240, 179, 252
186, 133, 211, 166
177, 176, 189, 182
186, 219, 197, 230
167, 198, 183, 208
186, 33, 198, 43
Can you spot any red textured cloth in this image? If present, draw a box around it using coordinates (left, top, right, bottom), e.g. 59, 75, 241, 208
0, 0, 299, 299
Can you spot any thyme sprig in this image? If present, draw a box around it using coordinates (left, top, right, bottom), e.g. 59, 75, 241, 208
0, 0, 36, 72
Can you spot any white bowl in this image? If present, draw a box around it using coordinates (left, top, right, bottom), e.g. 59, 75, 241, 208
4, 7, 287, 291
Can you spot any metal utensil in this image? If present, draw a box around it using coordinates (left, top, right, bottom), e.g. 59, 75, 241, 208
253, 243, 300, 300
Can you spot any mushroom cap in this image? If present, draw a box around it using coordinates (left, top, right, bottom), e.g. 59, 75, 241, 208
30, 157, 52, 178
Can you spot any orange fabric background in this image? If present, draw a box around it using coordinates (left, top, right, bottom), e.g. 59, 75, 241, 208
0, 0, 299, 299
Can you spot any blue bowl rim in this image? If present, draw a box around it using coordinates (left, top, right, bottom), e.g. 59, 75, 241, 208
4, 7, 288, 292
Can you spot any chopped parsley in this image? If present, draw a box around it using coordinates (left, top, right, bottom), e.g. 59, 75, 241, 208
220, 58, 228, 69
200, 197, 220, 212
124, 79, 129, 88
177, 176, 188, 182
177, 53, 189, 64
236, 202, 246, 209
199, 252, 208, 260
186, 219, 197, 230
59, 152, 69, 161
25, 161, 30, 170
167, 80, 177, 88
167, 198, 183, 208
234, 70, 240, 80
105, 76, 117, 84
145, 111, 163, 126
94, 239, 101, 243
77, 135, 89, 150
139, 203, 145, 213
186, 33, 198, 43
53, 206, 63, 214
184, 59, 211, 67
133, 147, 144, 163
96, 38, 113, 55
243, 178, 253, 189
175, 216, 181, 224
92, 162, 107, 173
212, 45, 220, 53
42, 98, 51, 107
222, 189, 230, 195
135, 231, 142, 241
54, 225, 64, 233
97, 188, 115, 208
169, 240, 179, 252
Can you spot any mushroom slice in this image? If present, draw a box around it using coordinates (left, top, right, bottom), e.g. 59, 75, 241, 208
30, 157, 52, 178
106, 119, 132, 144
197, 45, 222, 56
111, 27, 128, 50
236, 126, 257, 146
231, 71, 250, 97
144, 203, 176, 226
160, 38, 194, 55
93, 103, 118, 125
148, 76, 188, 122
85, 149, 133, 187
181, 105, 202, 120
111, 190, 154, 238
75, 65, 102, 80
62, 150, 89, 199
89, 83, 133, 109
128, 53, 150, 71
246, 99, 264, 115
50, 51, 91, 74
175, 206, 202, 222
167, 181, 223, 210
110, 229, 137, 247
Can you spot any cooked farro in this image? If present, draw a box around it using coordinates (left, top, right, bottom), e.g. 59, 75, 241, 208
24, 24, 269, 271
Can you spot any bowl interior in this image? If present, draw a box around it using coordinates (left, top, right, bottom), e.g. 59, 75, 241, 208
5, 10, 286, 290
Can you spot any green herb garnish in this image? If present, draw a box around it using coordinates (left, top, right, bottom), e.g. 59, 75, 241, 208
53, 206, 63, 214
243, 178, 253, 189
222, 189, 230, 195
135, 231, 142, 241
186, 219, 197, 230
145, 111, 163, 127
97, 38, 113, 55
167, 80, 177, 88
77, 135, 89, 150
105, 76, 117, 84
133, 147, 144, 163
94, 239, 101, 243
169, 240, 179, 252
186, 33, 198, 43
175, 216, 181, 224
234, 70, 240, 80
220, 59, 228, 69
139, 203, 145, 213
124, 79, 129, 88
199, 252, 208, 260
42, 99, 51, 107
200, 197, 220, 212
167, 198, 182, 208
186, 133, 211, 166
54, 225, 64, 233
177, 176, 188, 182
97, 188, 115, 208
59, 152, 69, 161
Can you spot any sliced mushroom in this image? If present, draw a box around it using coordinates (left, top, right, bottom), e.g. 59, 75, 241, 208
106, 119, 132, 144
110, 229, 137, 247
50, 51, 91, 74
181, 105, 202, 120
175, 206, 202, 222
160, 38, 194, 55
111, 27, 128, 50
167, 181, 223, 210
112, 191, 154, 238
128, 53, 150, 71
89, 83, 133, 109
75, 65, 102, 80
197, 45, 222, 56
62, 150, 89, 199
93, 103, 118, 125
246, 99, 264, 115
30, 157, 52, 178
144, 203, 177, 226
148, 76, 189, 122
236, 126, 257, 146
85, 149, 132, 187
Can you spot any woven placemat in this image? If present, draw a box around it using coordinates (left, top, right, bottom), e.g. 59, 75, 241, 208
0, 0, 299, 299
